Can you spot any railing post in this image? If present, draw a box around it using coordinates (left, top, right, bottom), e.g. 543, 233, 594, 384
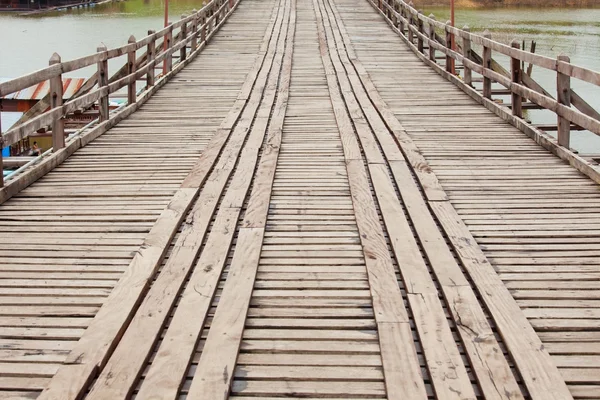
510, 40, 522, 119
147, 30, 156, 88
398, 3, 405, 35
482, 30, 492, 99
407, 2, 414, 44
391, 0, 397, 26
165, 22, 173, 73
180, 14, 188, 63
127, 35, 137, 105
417, 11, 424, 54
191, 9, 198, 52
445, 21, 454, 73
201, 9, 207, 43
557, 54, 571, 148
214, 2, 219, 27
96, 44, 109, 122
49, 53, 65, 151
428, 15, 436, 62
0, 103, 3, 188
462, 25, 472, 86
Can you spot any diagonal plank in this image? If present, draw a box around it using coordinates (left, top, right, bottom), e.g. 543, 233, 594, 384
318, 0, 525, 398
184, 2, 295, 395
313, 0, 428, 398
314, 0, 478, 397
132, 1, 294, 398
35, 1, 285, 399
329, 0, 575, 398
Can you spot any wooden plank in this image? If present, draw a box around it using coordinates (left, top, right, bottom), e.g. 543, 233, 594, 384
313, 2, 426, 397
83, 1, 289, 397
184, 0, 293, 396
431, 201, 574, 400
33, 1, 274, 398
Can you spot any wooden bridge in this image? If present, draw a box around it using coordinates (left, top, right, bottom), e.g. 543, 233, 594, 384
1, 0, 600, 398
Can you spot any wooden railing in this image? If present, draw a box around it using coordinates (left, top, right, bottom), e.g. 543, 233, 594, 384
0, 0, 239, 189
368, 0, 600, 167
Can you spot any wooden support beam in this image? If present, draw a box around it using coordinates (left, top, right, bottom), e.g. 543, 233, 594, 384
510, 40, 522, 118
201, 9, 207, 42
462, 25, 471, 86
557, 53, 571, 148
407, 2, 414, 43
147, 30, 156, 88
49, 53, 65, 151
428, 15, 436, 62
398, 3, 404, 34
527, 40, 536, 76
482, 30, 492, 99
0, 102, 3, 188
96, 44, 109, 122
417, 11, 424, 53
191, 9, 198, 52
180, 15, 188, 62
445, 20, 453, 73
127, 35, 137, 105
165, 23, 173, 73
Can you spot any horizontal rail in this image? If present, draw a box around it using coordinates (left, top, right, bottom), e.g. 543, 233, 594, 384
368, 0, 600, 186
374, 0, 600, 149
0, 0, 239, 190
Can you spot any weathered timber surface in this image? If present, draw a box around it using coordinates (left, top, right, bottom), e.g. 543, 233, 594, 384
1, 0, 599, 398
335, 0, 600, 397
0, 0, 276, 398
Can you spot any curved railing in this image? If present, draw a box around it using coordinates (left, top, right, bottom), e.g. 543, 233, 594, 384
0, 0, 240, 196
367, 0, 600, 181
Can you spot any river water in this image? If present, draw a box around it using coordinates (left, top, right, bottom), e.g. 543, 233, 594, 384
1, 1, 600, 151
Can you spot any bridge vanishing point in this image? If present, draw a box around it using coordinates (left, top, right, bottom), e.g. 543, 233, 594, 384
1, 0, 600, 398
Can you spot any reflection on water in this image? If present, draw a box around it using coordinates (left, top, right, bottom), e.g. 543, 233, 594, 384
1, 1, 600, 151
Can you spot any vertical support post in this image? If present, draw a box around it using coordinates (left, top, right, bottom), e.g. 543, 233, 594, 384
97, 44, 109, 122
49, 53, 65, 151
445, 21, 454, 73
147, 30, 156, 88
180, 14, 188, 63
417, 11, 424, 54
428, 15, 436, 62
165, 22, 173, 73
407, 2, 414, 44
462, 25, 472, 86
510, 40, 522, 119
214, 2, 219, 27
391, 0, 397, 26
482, 30, 492, 99
557, 54, 571, 148
127, 35, 137, 105
191, 9, 198, 52
398, 3, 405, 35
201, 9, 207, 43
0, 101, 3, 188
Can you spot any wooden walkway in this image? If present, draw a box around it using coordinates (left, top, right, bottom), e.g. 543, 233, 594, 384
1, 0, 599, 398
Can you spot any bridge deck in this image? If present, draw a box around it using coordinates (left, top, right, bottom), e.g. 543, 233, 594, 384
1, 0, 599, 399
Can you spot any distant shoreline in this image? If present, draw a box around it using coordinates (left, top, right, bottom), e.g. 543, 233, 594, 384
414, 0, 599, 7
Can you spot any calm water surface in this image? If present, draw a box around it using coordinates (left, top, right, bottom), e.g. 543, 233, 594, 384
420, 5, 600, 153
1, 2, 600, 151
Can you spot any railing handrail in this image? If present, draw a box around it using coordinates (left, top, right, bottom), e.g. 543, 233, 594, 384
0, 0, 239, 191
375, 0, 600, 140
0, 5, 210, 98
368, 0, 600, 185
399, 2, 600, 86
